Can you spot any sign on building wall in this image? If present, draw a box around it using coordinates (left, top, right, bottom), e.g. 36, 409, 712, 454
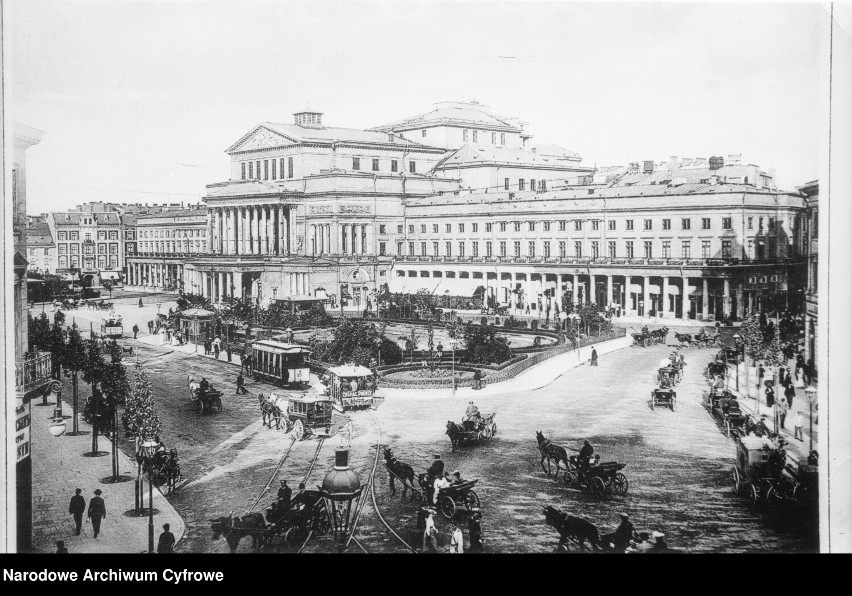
15, 400, 31, 463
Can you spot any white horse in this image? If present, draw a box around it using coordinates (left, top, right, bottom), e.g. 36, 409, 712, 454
187, 376, 200, 399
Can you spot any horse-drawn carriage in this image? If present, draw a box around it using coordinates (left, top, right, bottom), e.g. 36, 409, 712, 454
631, 327, 668, 348
187, 377, 223, 414
562, 455, 629, 499
675, 331, 720, 349
250, 341, 311, 387
435, 480, 481, 520
732, 435, 806, 509
138, 446, 182, 494
100, 317, 123, 339
631, 333, 652, 348
650, 387, 676, 411
707, 360, 728, 383
446, 413, 497, 451
261, 391, 333, 441
719, 347, 740, 364
657, 366, 679, 388
706, 387, 748, 437
329, 365, 377, 412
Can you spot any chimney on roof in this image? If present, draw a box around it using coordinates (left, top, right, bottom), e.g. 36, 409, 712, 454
643, 161, 654, 174
709, 156, 724, 170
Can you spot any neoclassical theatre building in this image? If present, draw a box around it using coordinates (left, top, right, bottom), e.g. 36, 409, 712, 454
192, 101, 808, 319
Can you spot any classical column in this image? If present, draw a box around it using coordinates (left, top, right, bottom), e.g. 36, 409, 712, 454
310, 225, 317, 255
266, 206, 273, 254
607, 274, 614, 308
207, 211, 213, 252
341, 225, 348, 255
259, 206, 267, 254
361, 224, 367, 255
589, 274, 596, 306
681, 276, 689, 320
572, 274, 579, 304
662, 276, 670, 315
723, 278, 731, 318
255, 206, 262, 255
243, 207, 250, 255
643, 275, 650, 317
702, 278, 710, 319
230, 207, 237, 255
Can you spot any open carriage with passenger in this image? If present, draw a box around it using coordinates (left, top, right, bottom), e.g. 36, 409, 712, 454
650, 387, 676, 411
261, 391, 333, 441
261, 488, 330, 549
732, 435, 810, 509
706, 387, 748, 437
562, 455, 629, 499
435, 479, 481, 520
446, 404, 497, 451
328, 365, 377, 412
187, 376, 223, 414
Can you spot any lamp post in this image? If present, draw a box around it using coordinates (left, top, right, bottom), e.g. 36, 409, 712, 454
319, 446, 362, 552
374, 335, 382, 368
805, 385, 817, 454
568, 312, 581, 359
141, 437, 158, 553
732, 333, 742, 392
449, 339, 459, 396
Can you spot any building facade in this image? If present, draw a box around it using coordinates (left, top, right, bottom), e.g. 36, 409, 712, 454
24, 222, 56, 275
799, 180, 818, 375
126, 208, 208, 290
47, 211, 125, 286
390, 167, 807, 321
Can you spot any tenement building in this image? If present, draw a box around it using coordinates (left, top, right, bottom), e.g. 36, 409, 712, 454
47, 210, 125, 287
126, 208, 208, 291
799, 180, 818, 374
390, 158, 808, 321
25, 220, 56, 275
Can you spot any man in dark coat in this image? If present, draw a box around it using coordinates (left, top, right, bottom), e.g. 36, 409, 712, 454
69, 488, 86, 535
157, 523, 176, 553
236, 373, 248, 395
277, 479, 292, 511
578, 440, 594, 480
784, 383, 796, 410
590, 346, 598, 366
132, 324, 139, 339
602, 513, 636, 552
426, 454, 445, 503
468, 509, 484, 553
56, 540, 69, 554
88, 489, 106, 538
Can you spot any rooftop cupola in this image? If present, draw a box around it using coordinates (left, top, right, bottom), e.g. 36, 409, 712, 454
293, 110, 324, 128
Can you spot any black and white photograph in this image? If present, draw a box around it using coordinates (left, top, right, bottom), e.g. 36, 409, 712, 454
2, 0, 850, 562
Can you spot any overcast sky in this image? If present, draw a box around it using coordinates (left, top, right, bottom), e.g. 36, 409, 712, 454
11, 0, 827, 214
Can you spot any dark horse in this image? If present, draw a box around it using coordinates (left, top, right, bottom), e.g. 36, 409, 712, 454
543, 505, 601, 551
383, 447, 417, 499
446, 421, 465, 452
536, 431, 570, 480
210, 512, 268, 553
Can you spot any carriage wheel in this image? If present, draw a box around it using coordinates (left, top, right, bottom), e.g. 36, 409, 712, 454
563, 471, 577, 487
613, 473, 629, 496
464, 490, 481, 510
749, 485, 760, 509
476, 431, 484, 442
213, 398, 223, 414
439, 495, 456, 520
293, 419, 305, 441
643, 338, 650, 348
670, 396, 676, 412
732, 467, 741, 495
195, 399, 204, 414
589, 476, 607, 498
724, 419, 732, 437
766, 486, 783, 508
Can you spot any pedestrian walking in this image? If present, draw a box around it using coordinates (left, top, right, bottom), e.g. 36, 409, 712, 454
236, 373, 248, 395
794, 410, 805, 441
757, 364, 765, 394
590, 346, 598, 366
213, 336, 221, 359
157, 523, 176, 553
422, 508, 438, 553
777, 395, 789, 429
138, 298, 144, 308
785, 383, 796, 410
795, 368, 805, 389
765, 383, 775, 408
148, 320, 154, 334
56, 541, 69, 554
68, 488, 86, 535
468, 509, 484, 553
450, 522, 464, 554
132, 324, 139, 339
226, 344, 232, 362
88, 489, 106, 538
204, 338, 211, 356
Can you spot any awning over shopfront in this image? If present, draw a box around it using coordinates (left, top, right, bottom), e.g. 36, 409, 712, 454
100, 271, 122, 281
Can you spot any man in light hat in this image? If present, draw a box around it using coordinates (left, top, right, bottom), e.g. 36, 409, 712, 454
464, 402, 481, 429
649, 531, 669, 553
423, 508, 438, 552
433, 472, 451, 505
88, 489, 106, 538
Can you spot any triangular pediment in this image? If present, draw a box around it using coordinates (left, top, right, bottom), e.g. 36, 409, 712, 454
227, 125, 300, 153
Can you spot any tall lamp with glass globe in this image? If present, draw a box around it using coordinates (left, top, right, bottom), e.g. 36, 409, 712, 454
319, 446, 362, 552
804, 385, 817, 454
141, 437, 159, 553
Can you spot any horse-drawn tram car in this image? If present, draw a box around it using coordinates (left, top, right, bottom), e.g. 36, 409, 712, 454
100, 317, 123, 339
251, 341, 311, 387
732, 436, 818, 510
264, 391, 333, 440
328, 364, 377, 412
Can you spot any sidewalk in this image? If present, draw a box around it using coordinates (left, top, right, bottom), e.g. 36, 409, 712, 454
30, 397, 185, 554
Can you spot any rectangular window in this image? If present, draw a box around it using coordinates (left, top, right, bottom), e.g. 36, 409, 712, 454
472, 130, 478, 143
500, 222, 507, 232
559, 221, 566, 232
528, 241, 535, 257
109, 243, 118, 254
662, 219, 671, 230
574, 220, 582, 232
459, 223, 465, 233
519, 179, 525, 191
608, 220, 616, 231
681, 241, 691, 258
644, 219, 652, 231
248, 161, 254, 178
241, 163, 246, 179
722, 240, 732, 258
499, 133, 505, 145
379, 224, 386, 235
391, 160, 398, 172
514, 222, 521, 232
702, 240, 711, 258
70, 232, 78, 240
353, 157, 361, 170
540, 180, 547, 192
272, 158, 277, 179
626, 241, 634, 258
530, 179, 536, 192
748, 217, 753, 230
575, 241, 582, 258
543, 221, 551, 232
59, 232, 67, 241
459, 242, 465, 257
398, 225, 404, 234
256, 161, 261, 179
264, 160, 269, 180
445, 242, 452, 256
409, 161, 416, 173
608, 241, 616, 258
408, 225, 414, 234
372, 159, 380, 172
421, 242, 427, 256
472, 242, 479, 257
747, 239, 754, 258
421, 224, 427, 234
59, 256, 67, 268
514, 241, 521, 257
592, 241, 600, 258
408, 242, 415, 255
504, 178, 510, 190
472, 223, 478, 233
433, 242, 439, 256
559, 241, 567, 258
59, 244, 67, 254
70, 244, 79, 254
98, 231, 106, 240
446, 223, 451, 233
499, 241, 507, 257
422, 129, 427, 138
491, 132, 496, 144
591, 220, 599, 231
625, 219, 634, 231
722, 217, 732, 230
682, 218, 691, 230
463, 130, 469, 142
528, 221, 535, 232
702, 217, 711, 230
644, 241, 652, 259
279, 157, 285, 178
486, 241, 493, 257
543, 241, 551, 258
288, 157, 294, 178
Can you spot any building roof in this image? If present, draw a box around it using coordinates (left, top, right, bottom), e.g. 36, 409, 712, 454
227, 123, 443, 153
529, 144, 581, 160
51, 211, 122, 225
370, 101, 521, 133
137, 208, 208, 220
121, 214, 138, 225
609, 164, 771, 188
26, 225, 55, 247
205, 179, 302, 198
434, 144, 587, 170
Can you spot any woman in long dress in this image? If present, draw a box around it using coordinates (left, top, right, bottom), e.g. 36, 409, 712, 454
795, 369, 805, 388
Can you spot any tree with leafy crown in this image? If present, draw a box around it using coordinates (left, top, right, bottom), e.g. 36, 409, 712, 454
740, 313, 766, 400
122, 360, 163, 441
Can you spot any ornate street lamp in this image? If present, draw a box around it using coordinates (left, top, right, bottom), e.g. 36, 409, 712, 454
141, 437, 159, 553
732, 333, 742, 391
319, 446, 362, 552
804, 385, 817, 454
48, 412, 67, 438
449, 339, 459, 396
